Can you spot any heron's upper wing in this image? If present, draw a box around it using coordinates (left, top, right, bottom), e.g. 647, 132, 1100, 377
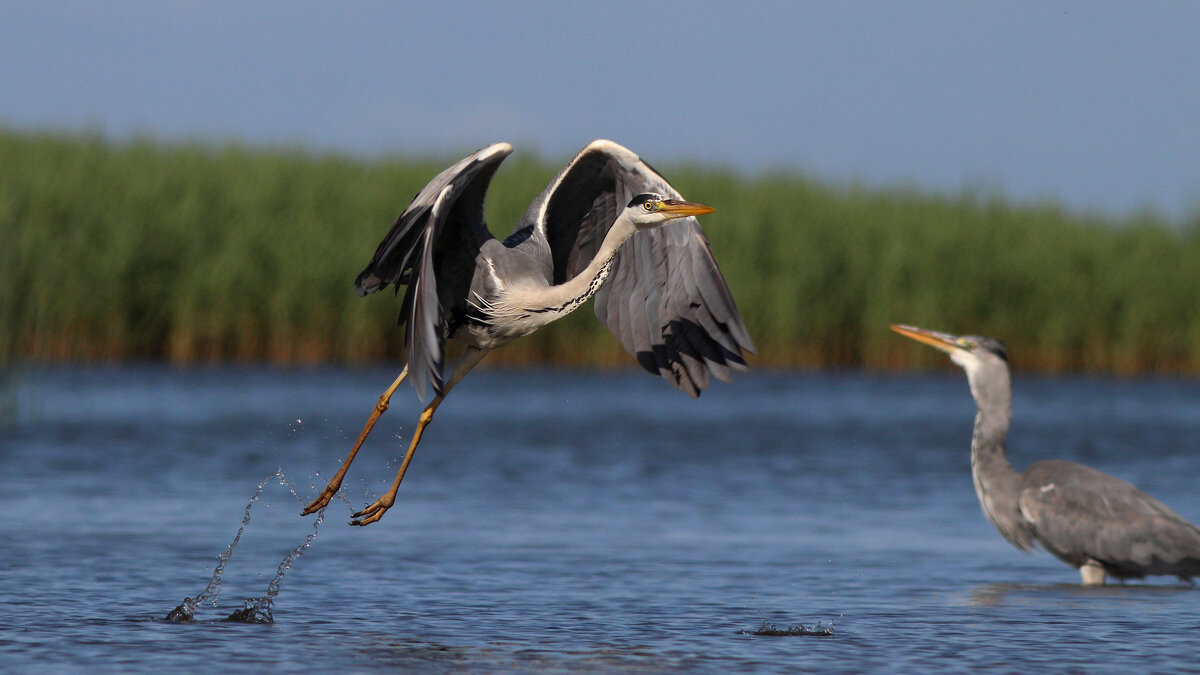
515, 139, 754, 396
1020, 460, 1200, 575
356, 142, 513, 401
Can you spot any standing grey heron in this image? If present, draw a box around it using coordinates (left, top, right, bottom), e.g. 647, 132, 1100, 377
891, 323, 1200, 585
302, 140, 754, 526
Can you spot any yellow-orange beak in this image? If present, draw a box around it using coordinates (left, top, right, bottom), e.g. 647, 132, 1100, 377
889, 323, 965, 354
658, 199, 716, 219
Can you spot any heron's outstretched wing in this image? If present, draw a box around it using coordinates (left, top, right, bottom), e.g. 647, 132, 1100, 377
1020, 460, 1200, 578
515, 139, 754, 396
356, 142, 513, 401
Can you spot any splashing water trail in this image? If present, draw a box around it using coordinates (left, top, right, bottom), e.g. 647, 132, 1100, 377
224, 472, 325, 623
166, 468, 324, 623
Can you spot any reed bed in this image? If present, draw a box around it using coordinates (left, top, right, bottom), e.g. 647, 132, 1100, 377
4, 129, 1200, 373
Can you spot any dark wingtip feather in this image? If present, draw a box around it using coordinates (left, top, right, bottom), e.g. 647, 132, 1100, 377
355, 270, 383, 297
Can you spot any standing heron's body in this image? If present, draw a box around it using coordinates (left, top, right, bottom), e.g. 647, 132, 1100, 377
303, 140, 754, 525
892, 324, 1200, 585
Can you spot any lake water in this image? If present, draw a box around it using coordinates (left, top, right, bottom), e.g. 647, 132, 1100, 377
2, 366, 1198, 672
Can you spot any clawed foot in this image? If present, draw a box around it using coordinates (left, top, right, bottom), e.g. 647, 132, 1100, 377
301, 481, 342, 516
304, 485, 392, 526
350, 497, 393, 526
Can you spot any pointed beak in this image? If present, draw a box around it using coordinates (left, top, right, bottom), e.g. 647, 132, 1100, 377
889, 324, 965, 354
659, 199, 716, 219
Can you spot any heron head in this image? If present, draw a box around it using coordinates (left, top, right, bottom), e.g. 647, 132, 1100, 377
889, 324, 1008, 375
891, 323, 1013, 413
625, 193, 715, 230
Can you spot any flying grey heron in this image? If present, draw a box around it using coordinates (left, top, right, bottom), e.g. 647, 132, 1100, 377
891, 324, 1200, 584
302, 140, 754, 526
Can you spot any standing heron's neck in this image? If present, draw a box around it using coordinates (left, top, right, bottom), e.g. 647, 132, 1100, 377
971, 400, 1016, 482
966, 367, 1014, 463
965, 365, 1031, 549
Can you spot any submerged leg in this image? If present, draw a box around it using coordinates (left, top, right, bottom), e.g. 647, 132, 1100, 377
351, 347, 490, 526
301, 367, 409, 515
1080, 561, 1106, 586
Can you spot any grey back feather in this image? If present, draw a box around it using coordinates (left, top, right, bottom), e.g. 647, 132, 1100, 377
1019, 459, 1200, 579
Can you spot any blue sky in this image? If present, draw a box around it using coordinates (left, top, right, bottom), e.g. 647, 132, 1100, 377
3, 2, 1198, 220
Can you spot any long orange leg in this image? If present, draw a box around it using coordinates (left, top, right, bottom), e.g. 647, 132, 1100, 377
301, 366, 409, 515
351, 347, 489, 526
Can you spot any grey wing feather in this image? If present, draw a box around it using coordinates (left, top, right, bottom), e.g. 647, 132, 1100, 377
597, 206, 753, 396
516, 139, 754, 396
355, 142, 513, 402
1020, 460, 1200, 578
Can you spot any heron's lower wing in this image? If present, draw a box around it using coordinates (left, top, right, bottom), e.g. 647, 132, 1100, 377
404, 188, 452, 401
1020, 462, 1200, 573
595, 217, 754, 397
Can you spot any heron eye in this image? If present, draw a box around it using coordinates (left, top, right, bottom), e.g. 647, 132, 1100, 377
643, 200, 656, 212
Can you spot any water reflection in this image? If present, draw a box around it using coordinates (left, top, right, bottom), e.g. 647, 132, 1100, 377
362, 635, 687, 671
965, 581, 1197, 607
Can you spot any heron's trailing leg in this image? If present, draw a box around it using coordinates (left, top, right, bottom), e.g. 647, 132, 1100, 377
301, 367, 409, 516
1080, 561, 1106, 585
351, 347, 490, 526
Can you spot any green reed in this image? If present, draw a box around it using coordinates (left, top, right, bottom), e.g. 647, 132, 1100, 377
3, 129, 1200, 373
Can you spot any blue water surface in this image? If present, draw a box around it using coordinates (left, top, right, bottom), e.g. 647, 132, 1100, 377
1, 366, 1198, 672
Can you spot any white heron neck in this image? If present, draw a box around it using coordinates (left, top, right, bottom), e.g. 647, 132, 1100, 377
546, 217, 637, 313
481, 215, 639, 332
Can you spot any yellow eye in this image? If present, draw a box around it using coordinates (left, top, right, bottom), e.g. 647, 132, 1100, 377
643, 200, 656, 212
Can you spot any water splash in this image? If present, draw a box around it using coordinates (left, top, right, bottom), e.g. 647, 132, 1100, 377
165, 473, 271, 622
166, 468, 324, 623
740, 619, 836, 637
224, 472, 324, 623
